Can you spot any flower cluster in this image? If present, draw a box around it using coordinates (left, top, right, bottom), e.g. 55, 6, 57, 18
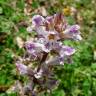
15, 13, 82, 95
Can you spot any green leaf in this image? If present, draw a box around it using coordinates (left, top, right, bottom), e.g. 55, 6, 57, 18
52, 89, 65, 96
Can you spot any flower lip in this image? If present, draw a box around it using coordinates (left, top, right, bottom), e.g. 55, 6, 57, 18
60, 46, 76, 56
32, 15, 44, 26
69, 25, 80, 33
16, 61, 28, 75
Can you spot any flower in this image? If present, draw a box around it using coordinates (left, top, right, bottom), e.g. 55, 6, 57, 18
16, 61, 28, 75
25, 40, 50, 54
45, 56, 64, 65
63, 24, 82, 41
59, 46, 76, 56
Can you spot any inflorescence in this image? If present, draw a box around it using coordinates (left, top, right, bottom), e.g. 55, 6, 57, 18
15, 13, 82, 96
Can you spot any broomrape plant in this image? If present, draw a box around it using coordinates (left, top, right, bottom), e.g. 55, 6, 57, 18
15, 13, 82, 96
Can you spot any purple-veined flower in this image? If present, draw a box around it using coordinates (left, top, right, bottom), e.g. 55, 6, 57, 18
63, 24, 82, 41
59, 46, 76, 56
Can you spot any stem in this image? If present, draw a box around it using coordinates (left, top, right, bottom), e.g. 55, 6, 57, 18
37, 52, 48, 72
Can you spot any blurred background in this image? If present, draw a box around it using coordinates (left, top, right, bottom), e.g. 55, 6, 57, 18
0, 0, 96, 95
